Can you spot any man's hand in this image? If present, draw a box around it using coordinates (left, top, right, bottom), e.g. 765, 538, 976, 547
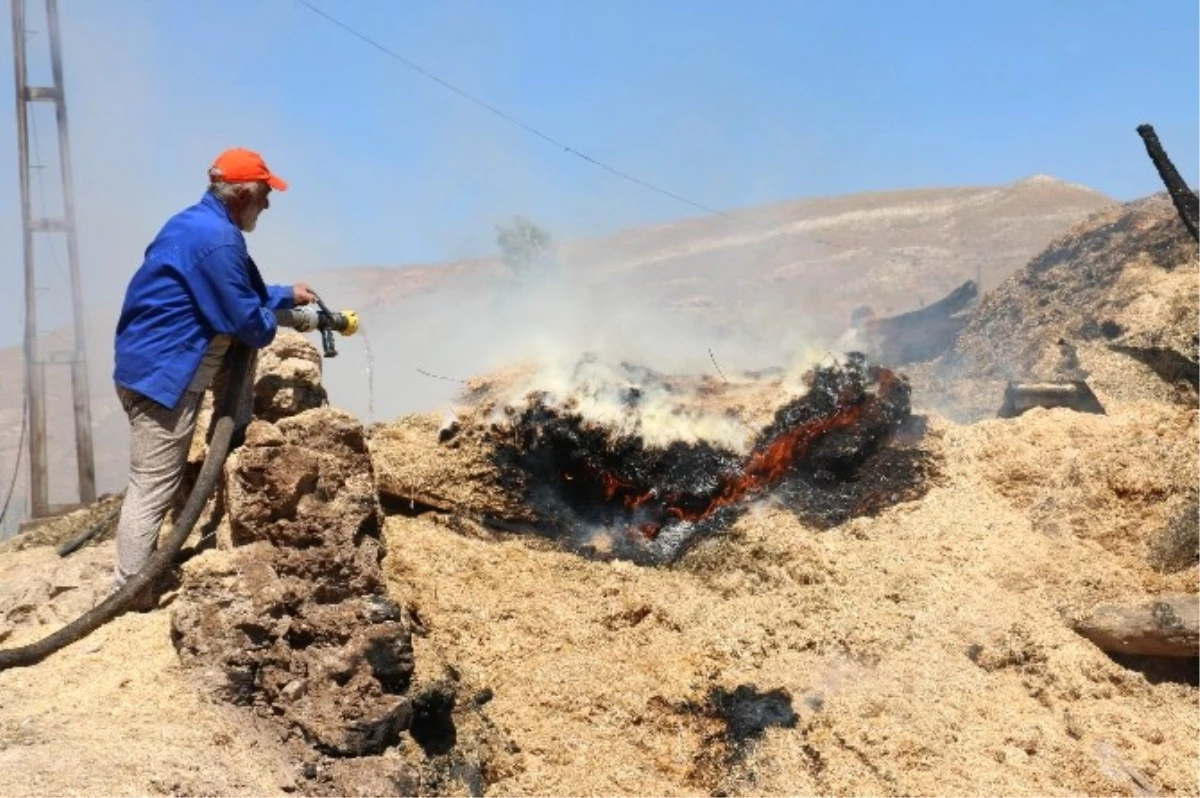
292, 282, 317, 305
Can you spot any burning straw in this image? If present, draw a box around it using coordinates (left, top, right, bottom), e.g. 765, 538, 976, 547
490, 354, 931, 564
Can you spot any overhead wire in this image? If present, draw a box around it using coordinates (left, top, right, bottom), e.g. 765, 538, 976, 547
291, 0, 763, 229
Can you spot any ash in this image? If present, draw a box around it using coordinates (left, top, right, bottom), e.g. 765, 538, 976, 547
709, 684, 799, 742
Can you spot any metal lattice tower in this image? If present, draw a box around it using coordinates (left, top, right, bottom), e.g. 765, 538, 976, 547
10, 0, 95, 517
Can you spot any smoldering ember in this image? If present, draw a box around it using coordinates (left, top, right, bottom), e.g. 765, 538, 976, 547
2, 155, 1199, 795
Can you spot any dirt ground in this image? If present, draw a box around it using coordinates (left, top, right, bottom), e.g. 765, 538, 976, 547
0, 397, 1196, 796
0, 544, 301, 796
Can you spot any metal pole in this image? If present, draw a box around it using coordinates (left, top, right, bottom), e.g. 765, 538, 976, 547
45, 0, 95, 503
11, 0, 50, 517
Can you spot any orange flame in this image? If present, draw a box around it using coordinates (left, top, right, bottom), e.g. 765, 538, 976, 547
602, 402, 872, 541
566, 367, 904, 545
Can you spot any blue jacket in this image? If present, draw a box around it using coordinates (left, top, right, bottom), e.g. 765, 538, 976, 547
113, 190, 294, 410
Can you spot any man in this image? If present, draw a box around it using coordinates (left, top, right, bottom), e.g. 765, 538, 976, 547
111, 147, 316, 602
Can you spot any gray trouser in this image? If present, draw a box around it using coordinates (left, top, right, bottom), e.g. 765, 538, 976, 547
112, 386, 204, 589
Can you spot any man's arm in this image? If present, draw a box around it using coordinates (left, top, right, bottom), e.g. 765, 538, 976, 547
185, 245, 279, 349
267, 282, 317, 310
266, 284, 295, 311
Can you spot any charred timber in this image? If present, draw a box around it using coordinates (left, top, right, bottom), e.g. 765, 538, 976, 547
1136, 124, 1199, 242
867, 280, 978, 365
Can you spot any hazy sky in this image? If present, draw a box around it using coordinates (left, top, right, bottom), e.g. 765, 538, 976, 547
0, 0, 1196, 347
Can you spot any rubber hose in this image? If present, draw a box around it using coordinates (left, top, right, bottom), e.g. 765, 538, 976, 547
56, 501, 121, 558
0, 343, 254, 671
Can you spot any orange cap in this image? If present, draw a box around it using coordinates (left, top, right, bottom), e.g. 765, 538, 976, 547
208, 147, 288, 191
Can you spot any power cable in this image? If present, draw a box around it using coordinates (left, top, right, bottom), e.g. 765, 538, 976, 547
292, 0, 762, 229
0, 393, 29, 537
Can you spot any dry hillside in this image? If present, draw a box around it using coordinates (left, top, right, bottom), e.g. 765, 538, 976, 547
334, 174, 1113, 321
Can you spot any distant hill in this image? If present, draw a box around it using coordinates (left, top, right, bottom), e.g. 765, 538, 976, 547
329, 174, 1114, 332
0, 176, 1113, 534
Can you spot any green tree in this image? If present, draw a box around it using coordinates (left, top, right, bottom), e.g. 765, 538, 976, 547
496, 215, 554, 278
